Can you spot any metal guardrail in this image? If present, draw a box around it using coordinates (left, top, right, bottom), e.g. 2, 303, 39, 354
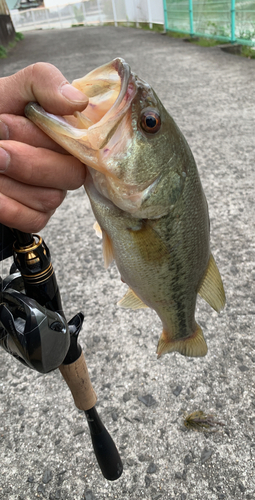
10, 0, 164, 33
163, 0, 255, 46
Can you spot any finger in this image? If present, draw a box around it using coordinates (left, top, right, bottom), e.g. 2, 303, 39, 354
0, 175, 66, 213
0, 141, 86, 190
0, 62, 88, 116
0, 192, 55, 233
0, 114, 68, 153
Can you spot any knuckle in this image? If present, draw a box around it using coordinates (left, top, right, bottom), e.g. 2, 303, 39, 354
41, 189, 66, 212
28, 211, 53, 233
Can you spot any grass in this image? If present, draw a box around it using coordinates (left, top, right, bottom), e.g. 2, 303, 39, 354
111, 22, 255, 58
241, 45, 255, 59
0, 45, 7, 58
104, 21, 164, 32
0, 32, 24, 58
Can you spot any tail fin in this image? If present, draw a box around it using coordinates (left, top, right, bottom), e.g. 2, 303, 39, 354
157, 324, 207, 358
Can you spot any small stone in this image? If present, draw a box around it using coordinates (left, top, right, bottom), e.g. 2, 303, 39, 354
49, 491, 61, 500
218, 495, 225, 499
235, 354, 243, 362
123, 392, 132, 402
181, 495, 187, 500
147, 462, 157, 474
184, 454, 193, 465
93, 335, 100, 343
126, 458, 135, 466
84, 490, 96, 500
145, 475, 151, 487
172, 385, 182, 396
238, 482, 246, 492
73, 428, 85, 436
102, 382, 111, 389
112, 411, 118, 421
138, 454, 151, 462
37, 484, 46, 497
201, 447, 214, 464
42, 468, 53, 484
175, 472, 183, 479
27, 476, 34, 483
138, 394, 157, 407
18, 407, 25, 416
239, 365, 249, 372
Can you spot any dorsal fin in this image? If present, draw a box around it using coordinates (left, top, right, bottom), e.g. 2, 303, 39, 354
198, 254, 226, 312
118, 288, 148, 310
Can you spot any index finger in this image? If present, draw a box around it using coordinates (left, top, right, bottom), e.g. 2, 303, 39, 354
0, 62, 89, 116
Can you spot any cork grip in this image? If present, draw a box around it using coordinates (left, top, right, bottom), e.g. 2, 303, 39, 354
59, 351, 97, 411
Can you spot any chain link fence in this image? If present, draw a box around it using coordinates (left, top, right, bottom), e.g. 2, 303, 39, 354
163, 0, 255, 45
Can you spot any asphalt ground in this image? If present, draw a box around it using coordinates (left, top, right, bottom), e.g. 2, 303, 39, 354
0, 26, 255, 500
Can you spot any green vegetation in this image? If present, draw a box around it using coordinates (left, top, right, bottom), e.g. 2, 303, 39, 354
15, 32, 24, 41
72, 5, 84, 24
241, 45, 255, 59
104, 21, 164, 32
0, 32, 24, 59
139, 22, 164, 32
0, 45, 7, 58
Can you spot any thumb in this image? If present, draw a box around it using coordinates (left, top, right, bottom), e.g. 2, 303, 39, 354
0, 62, 89, 116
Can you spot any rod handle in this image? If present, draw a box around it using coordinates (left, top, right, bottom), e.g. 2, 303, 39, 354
85, 406, 123, 481
59, 351, 97, 410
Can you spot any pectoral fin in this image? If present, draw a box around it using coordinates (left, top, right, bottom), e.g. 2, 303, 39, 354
92, 221, 113, 267
102, 231, 114, 268
198, 254, 226, 312
93, 221, 102, 238
118, 288, 148, 310
157, 324, 207, 358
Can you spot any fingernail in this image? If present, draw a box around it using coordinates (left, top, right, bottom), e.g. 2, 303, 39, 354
60, 83, 88, 105
0, 147, 10, 172
0, 120, 9, 140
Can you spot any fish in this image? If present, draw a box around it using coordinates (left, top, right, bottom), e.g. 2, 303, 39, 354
25, 58, 225, 358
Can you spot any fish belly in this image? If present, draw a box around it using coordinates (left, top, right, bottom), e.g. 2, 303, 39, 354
85, 173, 210, 358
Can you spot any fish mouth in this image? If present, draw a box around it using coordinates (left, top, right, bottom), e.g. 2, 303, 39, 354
25, 58, 136, 173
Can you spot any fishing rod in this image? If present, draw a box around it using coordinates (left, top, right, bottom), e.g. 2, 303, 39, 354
0, 228, 123, 481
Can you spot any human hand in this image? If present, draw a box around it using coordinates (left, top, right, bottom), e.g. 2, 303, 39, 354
0, 62, 88, 232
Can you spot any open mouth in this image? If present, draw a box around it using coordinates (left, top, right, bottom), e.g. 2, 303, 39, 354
25, 58, 136, 171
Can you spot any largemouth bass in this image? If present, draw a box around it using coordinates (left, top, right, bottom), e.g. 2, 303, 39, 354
25, 58, 225, 358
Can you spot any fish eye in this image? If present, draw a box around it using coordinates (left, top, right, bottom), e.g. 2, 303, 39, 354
140, 110, 161, 134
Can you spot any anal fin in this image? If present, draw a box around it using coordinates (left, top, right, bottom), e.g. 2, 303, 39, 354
198, 254, 226, 312
118, 288, 148, 310
157, 324, 208, 358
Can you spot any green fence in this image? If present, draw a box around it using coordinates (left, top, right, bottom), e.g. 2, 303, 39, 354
163, 0, 255, 46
